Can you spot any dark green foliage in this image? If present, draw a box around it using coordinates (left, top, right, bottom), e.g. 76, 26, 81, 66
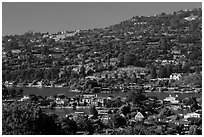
126, 88, 147, 105
60, 117, 78, 134
111, 114, 127, 128
158, 107, 174, 118
79, 65, 86, 77
2, 87, 24, 99
121, 104, 131, 116
150, 66, 157, 79
2, 102, 61, 135
189, 125, 202, 135
89, 105, 98, 119
158, 65, 167, 78
124, 53, 136, 66
74, 114, 95, 134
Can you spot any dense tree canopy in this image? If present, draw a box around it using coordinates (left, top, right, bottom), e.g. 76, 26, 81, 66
2, 102, 61, 135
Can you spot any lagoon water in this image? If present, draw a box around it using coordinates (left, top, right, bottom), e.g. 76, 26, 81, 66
18, 87, 201, 100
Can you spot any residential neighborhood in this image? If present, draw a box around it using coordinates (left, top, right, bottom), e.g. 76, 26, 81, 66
2, 4, 202, 135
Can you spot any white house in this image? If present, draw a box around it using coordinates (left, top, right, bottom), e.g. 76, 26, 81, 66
21, 95, 30, 101
170, 73, 183, 80
55, 98, 66, 105
82, 98, 92, 104
163, 95, 179, 104
135, 112, 145, 121
184, 112, 201, 119
11, 49, 21, 54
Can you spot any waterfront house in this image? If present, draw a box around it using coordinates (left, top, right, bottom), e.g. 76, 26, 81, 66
83, 94, 97, 98
81, 94, 96, 104
82, 97, 92, 104
55, 98, 67, 105
163, 95, 179, 104
21, 95, 30, 101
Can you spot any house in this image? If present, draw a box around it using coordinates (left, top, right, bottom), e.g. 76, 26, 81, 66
98, 109, 109, 115
11, 49, 21, 54
184, 112, 201, 119
101, 88, 111, 93
21, 95, 30, 101
163, 95, 179, 104
135, 112, 145, 121
85, 76, 99, 81
109, 58, 118, 66
82, 97, 92, 104
96, 97, 105, 105
169, 104, 181, 110
83, 94, 97, 98
184, 15, 198, 21
55, 98, 68, 105
91, 97, 104, 106
72, 65, 81, 73
170, 73, 183, 81
170, 120, 191, 126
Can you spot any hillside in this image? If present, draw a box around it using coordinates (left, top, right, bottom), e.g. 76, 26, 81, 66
2, 8, 202, 88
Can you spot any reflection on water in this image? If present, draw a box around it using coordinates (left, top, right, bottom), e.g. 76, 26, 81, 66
43, 107, 90, 117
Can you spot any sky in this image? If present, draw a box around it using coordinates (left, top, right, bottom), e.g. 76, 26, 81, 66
2, 2, 202, 36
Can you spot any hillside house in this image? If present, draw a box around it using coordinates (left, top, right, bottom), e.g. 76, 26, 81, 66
11, 49, 21, 54
109, 58, 118, 66
135, 112, 145, 121
184, 112, 201, 119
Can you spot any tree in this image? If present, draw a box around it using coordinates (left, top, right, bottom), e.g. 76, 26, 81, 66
183, 96, 197, 106
2, 85, 9, 99
166, 64, 173, 78
89, 105, 98, 119
189, 125, 202, 135
189, 117, 202, 126
60, 117, 78, 134
75, 115, 95, 134
159, 38, 168, 54
112, 97, 123, 107
16, 88, 24, 97
158, 65, 167, 78
79, 65, 86, 77
117, 53, 124, 67
190, 102, 199, 112
126, 88, 147, 105
120, 104, 131, 116
111, 113, 127, 128
8, 88, 17, 98
158, 107, 174, 119
113, 124, 147, 135
2, 102, 61, 135
124, 53, 136, 66
41, 45, 50, 55
150, 66, 157, 79
47, 38, 55, 45
183, 73, 202, 88
174, 63, 182, 73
